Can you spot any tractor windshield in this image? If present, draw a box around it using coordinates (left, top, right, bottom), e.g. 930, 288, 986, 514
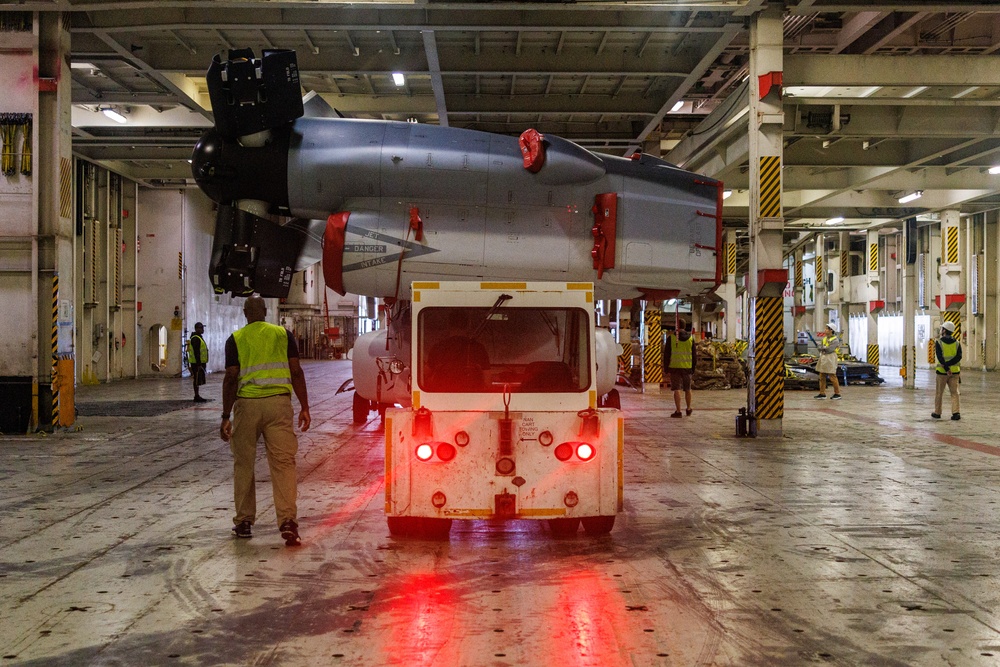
418, 306, 591, 393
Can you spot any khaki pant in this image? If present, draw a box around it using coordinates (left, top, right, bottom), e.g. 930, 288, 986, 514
934, 373, 960, 416
231, 393, 298, 527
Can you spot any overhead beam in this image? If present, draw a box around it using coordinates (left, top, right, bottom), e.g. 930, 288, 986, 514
422, 29, 448, 127
633, 21, 743, 151
785, 54, 1000, 87
92, 30, 213, 119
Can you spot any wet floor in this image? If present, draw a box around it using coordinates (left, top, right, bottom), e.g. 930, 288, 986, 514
2, 361, 1000, 666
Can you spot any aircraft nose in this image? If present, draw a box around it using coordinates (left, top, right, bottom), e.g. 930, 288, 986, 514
191, 129, 229, 202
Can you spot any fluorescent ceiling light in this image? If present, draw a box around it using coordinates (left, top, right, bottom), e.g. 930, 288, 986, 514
392, 72, 405, 86
670, 100, 684, 112
101, 108, 127, 123
902, 86, 927, 99
858, 86, 881, 98
824, 216, 845, 225
952, 86, 979, 99
988, 166, 1000, 175
898, 191, 922, 204
71, 62, 98, 70
722, 189, 733, 200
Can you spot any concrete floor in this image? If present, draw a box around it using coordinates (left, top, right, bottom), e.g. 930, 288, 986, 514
2, 361, 1000, 666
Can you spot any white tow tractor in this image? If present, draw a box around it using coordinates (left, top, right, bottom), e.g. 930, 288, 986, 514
382, 281, 623, 538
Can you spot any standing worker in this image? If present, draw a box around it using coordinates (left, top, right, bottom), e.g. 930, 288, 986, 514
665, 319, 697, 418
220, 296, 311, 546
188, 322, 209, 402
815, 323, 843, 400
932, 320, 962, 421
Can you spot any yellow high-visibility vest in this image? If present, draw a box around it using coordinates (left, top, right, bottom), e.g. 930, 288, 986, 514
233, 322, 293, 398
187, 333, 208, 364
668, 336, 694, 370
935, 339, 961, 375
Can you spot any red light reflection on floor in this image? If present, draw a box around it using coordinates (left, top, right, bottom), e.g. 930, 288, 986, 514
315, 478, 383, 532
546, 569, 632, 667
378, 572, 463, 666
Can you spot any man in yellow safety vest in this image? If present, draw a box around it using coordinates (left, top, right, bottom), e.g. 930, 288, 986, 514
815, 323, 843, 400
665, 319, 697, 418
220, 296, 311, 546
932, 320, 962, 421
188, 322, 208, 402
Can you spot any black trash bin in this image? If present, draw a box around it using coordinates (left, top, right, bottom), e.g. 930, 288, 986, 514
0, 376, 33, 433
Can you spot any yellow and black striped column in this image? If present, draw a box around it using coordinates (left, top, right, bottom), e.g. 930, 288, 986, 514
944, 226, 959, 265
815, 254, 823, 282
753, 297, 784, 420
794, 259, 803, 292
867, 344, 879, 372
759, 156, 781, 218
51, 273, 59, 429
619, 342, 632, 375
941, 311, 961, 337
178, 251, 184, 280
89, 219, 98, 303
643, 309, 663, 384
869, 242, 879, 274
725, 242, 737, 277
840, 250, 849, 281
928, 339, 936, 364
115, 228, 122, 306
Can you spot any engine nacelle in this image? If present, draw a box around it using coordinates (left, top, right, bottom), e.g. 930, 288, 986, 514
595, 328, 622, 397
351, 329, 411, 409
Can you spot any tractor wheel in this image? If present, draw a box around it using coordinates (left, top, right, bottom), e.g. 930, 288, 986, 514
548, 518, 580, 537
581, 516, 616, 535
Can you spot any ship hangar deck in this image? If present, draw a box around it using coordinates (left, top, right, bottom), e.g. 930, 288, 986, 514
2, 360, 1000, 667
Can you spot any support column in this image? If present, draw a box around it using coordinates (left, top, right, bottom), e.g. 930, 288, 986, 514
837, 231, 851, 347
865, 230, 881, 372
616, 300, 633, 381
986, 212, 998, 371
643, 303, 663, 388
814, 234, 827, 335
902, 218, 917, 389
746, 5, 785, 437
0, 14, 75, 431
790, 248, 801, 346
722, 229, 738, 343
938, 209, 965, 346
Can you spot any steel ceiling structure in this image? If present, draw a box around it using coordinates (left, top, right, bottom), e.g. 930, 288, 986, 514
9, 0, 1000, 246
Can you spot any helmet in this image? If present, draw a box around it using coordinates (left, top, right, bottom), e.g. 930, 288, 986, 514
941, 320, 955, 333
825, 323, 835, 332
194, 322, 205, 331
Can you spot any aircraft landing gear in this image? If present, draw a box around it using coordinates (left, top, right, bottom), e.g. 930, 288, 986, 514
352, 392, 371, 424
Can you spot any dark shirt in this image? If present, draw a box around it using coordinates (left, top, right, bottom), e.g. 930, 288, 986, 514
225, 329, 299, 368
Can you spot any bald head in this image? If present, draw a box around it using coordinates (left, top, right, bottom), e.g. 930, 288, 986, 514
244, 296, 267, 323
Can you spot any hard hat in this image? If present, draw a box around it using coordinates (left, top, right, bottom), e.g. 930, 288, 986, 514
941, 320, 955, 333
825, 323, 835, 332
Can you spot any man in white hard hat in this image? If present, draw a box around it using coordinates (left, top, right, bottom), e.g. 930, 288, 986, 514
932, 320, 962, 420
814, 323, 843, 400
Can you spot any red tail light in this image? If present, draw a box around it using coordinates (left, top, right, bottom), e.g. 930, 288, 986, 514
437, 442, 457, 462
416, 441, 457, 462
555, 441, 596, 462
